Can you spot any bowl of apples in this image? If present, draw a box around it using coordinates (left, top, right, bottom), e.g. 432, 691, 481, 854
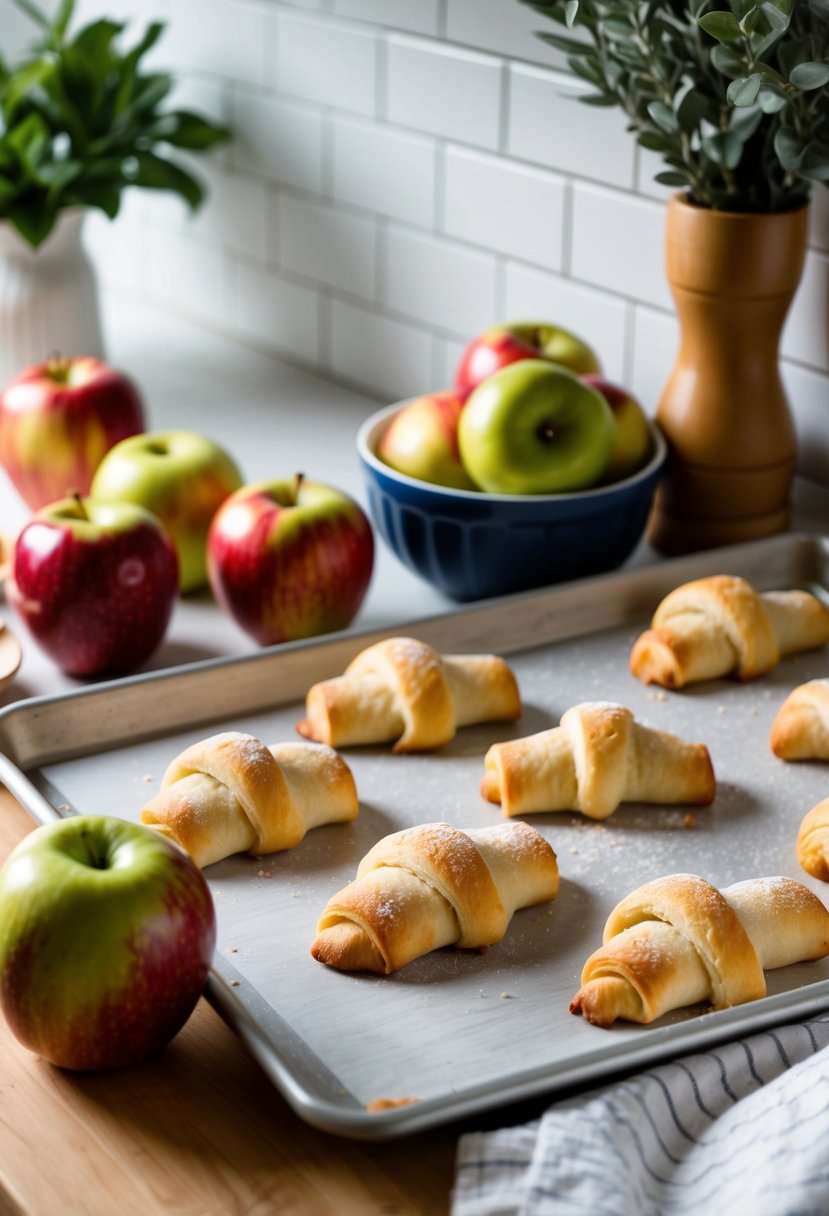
357, 321, 667, 602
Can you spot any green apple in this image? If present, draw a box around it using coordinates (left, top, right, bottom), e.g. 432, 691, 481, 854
90, 429, 243, 594
455, 321, 602, 395
581, 374, 654, 483
0, 816, 216, 1071
458, 360, 615, 495
377, 389, 476, 490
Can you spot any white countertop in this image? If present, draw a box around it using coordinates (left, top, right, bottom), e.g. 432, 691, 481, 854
1, 291, 826, 705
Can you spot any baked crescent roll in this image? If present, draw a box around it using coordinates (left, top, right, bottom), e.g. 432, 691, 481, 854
310, 820, 559, 974
630, 574, 829, 689
480, 701, 715, 819
296, 636, 521, 752
140, 731, 358, 867
570, 873, 829, 1027
770, 679, 829, 761
797, 799, 829, 881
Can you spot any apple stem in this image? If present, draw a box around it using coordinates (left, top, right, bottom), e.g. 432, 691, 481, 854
292, 472, 304, 504
46, 354, 70, 384
80, 826, 108, 870
70, 490, 89, 520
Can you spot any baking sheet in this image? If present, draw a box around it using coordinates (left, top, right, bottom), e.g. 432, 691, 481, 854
1, 533, 829, 1140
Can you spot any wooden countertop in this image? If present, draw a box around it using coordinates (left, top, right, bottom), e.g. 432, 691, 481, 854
0, 789, 459, 1216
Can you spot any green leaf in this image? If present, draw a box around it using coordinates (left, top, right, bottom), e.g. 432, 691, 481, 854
710, 44, 746, 75
654, 170, 690, 185
774, 126, 805, 168
789, 61, 829, 90
148, 111, 230, 150
564, 1, 579, 27
702, 130, 744, 168
727, 73, 762, 105
52, 0, 76, 39
647, 100, 679, 131
1, 57, 54, 115
127, 150, 204, 208
9, 197, 55, 246
757, 83, 788, 111
698, 11, 743, 43
6, 112, 49, 170
637, 130, 676, 152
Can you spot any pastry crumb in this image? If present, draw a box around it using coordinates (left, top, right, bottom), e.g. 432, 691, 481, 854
142, 774, 154, 782
684, 813, 697, 829
230, 979, 240, 988
366, 1096, 421, 1112
717, 706, 726, 714
500, 991, 514, 1000
257, 869, 272, 878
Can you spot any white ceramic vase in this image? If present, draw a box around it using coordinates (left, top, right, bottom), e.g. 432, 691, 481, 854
0, 210, 105, 388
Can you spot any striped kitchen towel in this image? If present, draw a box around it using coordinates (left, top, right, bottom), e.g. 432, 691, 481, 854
452, 1015, 829, 1216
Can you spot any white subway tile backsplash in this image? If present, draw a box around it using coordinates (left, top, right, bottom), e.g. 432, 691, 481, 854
164, 0, 267, 85
509, 65, 634, 189
386, 36, 502, 151
271, 12, 378, 115
503, 262, 630, 383
571, 184, 672, 311
84, 0, 829, 485
280, 196, 377, 299
232, 260, 321, 364
628, 305, 679, 415
333, 0, 440, 36
783, 360, 829, 483
332, 117, 436, 228
330, 299, 436, 399
783, 252, 829, 373
383, 226, 499, 336
443, 146, 565, 271
232, 92, 324, 192
447, 0, 568, 69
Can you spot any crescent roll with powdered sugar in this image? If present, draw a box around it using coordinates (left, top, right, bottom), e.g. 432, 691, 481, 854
141, 731, 358, 867
296, 636, 521, 752
481, 701, 715, 819
570, 873, 829, 1027
770, 679, 829, 761
630, 574, 829, 689
311, 821, 559, 974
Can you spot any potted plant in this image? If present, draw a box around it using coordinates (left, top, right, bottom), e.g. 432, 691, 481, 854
0, 0, 229, 384
521, 0, 829, 553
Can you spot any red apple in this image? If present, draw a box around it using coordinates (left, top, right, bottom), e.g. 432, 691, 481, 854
377, 389, 476, 490
455, 321, 602, 396
0, 815, 216, 1071
207, 475, 374, 646
581, 374, 654, 483
7, 495, 179, 677
0, 356, 145, 510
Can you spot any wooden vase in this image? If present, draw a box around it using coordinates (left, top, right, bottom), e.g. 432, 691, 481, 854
647, 192, 809, 555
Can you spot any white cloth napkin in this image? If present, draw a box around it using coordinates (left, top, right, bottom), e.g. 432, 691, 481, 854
452, 1015, 829, 1216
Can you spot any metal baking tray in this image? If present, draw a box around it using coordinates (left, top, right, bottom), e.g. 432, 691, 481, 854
1, 532, 829, 1140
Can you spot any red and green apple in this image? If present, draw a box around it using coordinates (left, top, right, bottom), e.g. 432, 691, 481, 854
458, 360, 615, 495
377, 389, 476, 490
0, 815, 216, 1071
7, 494, 179, 677
581, 374, 654, 483
90, 429, 243, 594
0, 356, 145, 510
207, 475, 375, 646
455, 321, 602, 396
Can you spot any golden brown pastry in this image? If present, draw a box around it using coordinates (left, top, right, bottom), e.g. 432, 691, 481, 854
141, 731, 358, 867
480, 701, 715, 819
311, 821, 559, 974
797, 798, 829, 881
770, 679, 829, 761
630, 574, 829, 689
570, 873, 829, 1027
296, 636, 521, 752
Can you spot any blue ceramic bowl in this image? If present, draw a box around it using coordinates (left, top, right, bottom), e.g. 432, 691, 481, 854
357, 400, 667, 602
